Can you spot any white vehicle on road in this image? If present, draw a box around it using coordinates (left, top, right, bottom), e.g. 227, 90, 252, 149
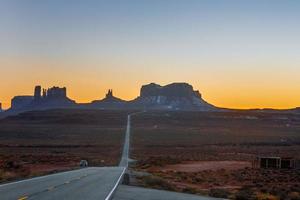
79, 160, 88, 167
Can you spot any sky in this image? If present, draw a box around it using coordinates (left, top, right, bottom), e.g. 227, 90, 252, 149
0, 0, 300, 109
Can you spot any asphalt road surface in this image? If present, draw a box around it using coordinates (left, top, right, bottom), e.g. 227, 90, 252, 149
0, 167, 125, 200
119, 114, 131, 167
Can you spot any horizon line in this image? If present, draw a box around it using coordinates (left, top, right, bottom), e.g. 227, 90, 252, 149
1, 83, 299, 111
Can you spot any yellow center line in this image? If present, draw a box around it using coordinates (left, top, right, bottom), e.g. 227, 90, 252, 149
18, 196, 28, 200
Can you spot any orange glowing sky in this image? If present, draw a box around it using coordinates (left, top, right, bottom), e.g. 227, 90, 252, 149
0, 1, 300, 110
1, 56, 299, 110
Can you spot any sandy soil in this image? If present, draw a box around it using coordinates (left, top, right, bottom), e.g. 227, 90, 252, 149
27, 163, 76, 174
154, 161, 251, 172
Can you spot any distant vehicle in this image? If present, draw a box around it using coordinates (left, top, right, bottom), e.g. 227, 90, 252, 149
79, 160, 88, 167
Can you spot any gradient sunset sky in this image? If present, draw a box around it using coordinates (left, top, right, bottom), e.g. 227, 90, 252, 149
1, 0, 300, 109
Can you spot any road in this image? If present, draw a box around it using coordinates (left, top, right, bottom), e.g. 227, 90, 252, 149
0, 114, 134, 200
0, 167, 125, 200
119, 114, 131, 167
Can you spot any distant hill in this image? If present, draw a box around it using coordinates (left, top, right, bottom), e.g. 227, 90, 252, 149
290, 107, 300, 113
222, 107, 300, 114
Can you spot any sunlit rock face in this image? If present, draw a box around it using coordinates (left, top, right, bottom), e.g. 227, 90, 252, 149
135, 83, 216, 111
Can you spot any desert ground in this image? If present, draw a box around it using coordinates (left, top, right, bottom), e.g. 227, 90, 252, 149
130, 111, 300, 200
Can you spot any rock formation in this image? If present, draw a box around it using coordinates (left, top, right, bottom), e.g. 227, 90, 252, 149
10, 85, 75, 112
140, 83, 201, 99
32, 86, 75, 108
34, 86, 42, 100
4, 82, 300, 115
133, 83, 215, 111
90, 89, 126, 108
44, 87, 67, 99
6, 82, 217, 113
11, 96, 34, 110
106, 89, 113, 99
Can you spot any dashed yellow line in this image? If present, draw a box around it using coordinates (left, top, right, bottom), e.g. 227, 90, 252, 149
17, 176, 85, 200
18, 196, 28, 200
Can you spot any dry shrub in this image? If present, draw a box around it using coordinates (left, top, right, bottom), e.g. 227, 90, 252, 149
288, 192, 300, 200
141, 175, 176, 191
182, 187, 198, 194
1, 160, 21, 170
256, 193, 279, 200
235, 186, 255, 200
209, 188, 230, 198
0, 160, 30, 182
137, 156, 181, 169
